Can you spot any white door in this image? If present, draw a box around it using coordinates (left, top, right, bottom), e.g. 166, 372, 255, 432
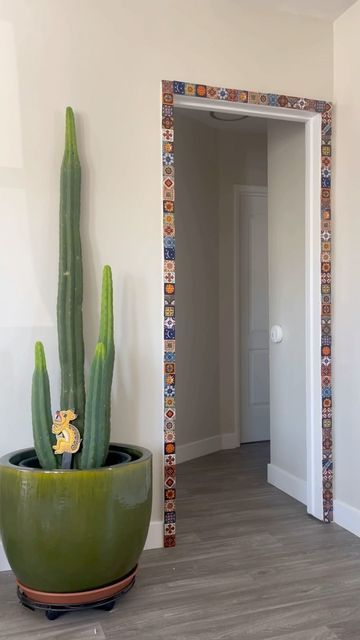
237, 188, 270, 443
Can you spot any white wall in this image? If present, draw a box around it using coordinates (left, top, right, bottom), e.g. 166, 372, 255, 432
218, 131, 268, 440
333, 0, 360, 535
174, 110, 220, 457
267, 120, 307, 501
0, 0, 333, 564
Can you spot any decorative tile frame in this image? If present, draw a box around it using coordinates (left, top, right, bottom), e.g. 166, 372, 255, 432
162, 80, 333, 547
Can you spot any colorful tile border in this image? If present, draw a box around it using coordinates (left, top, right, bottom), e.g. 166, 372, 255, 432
161, 80, 333, 546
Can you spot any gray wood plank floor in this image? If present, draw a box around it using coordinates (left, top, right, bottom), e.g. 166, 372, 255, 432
1, 443, 360, 639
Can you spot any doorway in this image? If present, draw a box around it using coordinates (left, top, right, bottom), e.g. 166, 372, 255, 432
162, 81, 332, 548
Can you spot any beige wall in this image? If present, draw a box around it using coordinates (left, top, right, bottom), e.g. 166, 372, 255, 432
0, 0, 333, 561
334, 1, 360, 521
218, 132, 268, 438
267, 120, 306, 484
174, 111, 220, 448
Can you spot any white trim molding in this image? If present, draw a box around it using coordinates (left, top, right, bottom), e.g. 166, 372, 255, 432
267, 463, 307, 506
144, 520, 163, 550
334, 500, 360, 538
176, 433, 240, 464
304, 116, 323, 521
174, 94, 324, 522
174, 96, 319, 124
221, 432, 240, 450
176, 435, 222, 464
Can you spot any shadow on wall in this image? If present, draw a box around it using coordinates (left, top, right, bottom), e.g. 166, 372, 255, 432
112, 275, 143, 445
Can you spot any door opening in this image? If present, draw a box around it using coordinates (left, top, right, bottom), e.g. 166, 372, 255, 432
162, 80, 332, 548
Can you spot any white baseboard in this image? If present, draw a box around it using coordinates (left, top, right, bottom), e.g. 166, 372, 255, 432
0, 520, 164, 572
144, 520, 163, 550
176, 432, 240, 464
176, 435, 222, 463
267, 463, 307, 505
221, 432, 240, 449
334, 499, 360, 538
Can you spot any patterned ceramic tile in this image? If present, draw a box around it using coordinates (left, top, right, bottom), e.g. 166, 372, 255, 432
227, 88, 239, 102
316, 100, 328, 112
164, 306, 175, 318
257, 94, 268, 105
293, 98, 309, 110
164, 339, 175, 352
165, 500, 175, 512
162, 129, 174, 142
163, 212, 175, 223
248, 91, 261, 104
165, 454, 176, 466
205, 86, 217, 99
162, 116, 174, 130
162, 104, 173, 118
164, 535, 176, 547
164, 200, 174, 212
238, 90, 248, 103
173, 81, 185, 95
185, 83, 196, 96
165, 511, 176, 524
196, 84, 207, 98
163, 169, 175, 183
277, 95, 290, 108
162, 79, 333, 544
165, 442, 175, 454
162, 81, 174, 94
217, 87, 229, 100
163, 141, 174, 154
267, 94, 278, 106
163, 93, 173, 105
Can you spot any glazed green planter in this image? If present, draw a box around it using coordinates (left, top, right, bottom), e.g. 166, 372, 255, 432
0, 444, 152, 593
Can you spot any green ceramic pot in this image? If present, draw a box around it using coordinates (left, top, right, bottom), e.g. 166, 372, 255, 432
0, 443, 152, 593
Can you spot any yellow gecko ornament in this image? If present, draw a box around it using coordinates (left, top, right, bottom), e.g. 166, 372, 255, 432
52, 410, 81, 455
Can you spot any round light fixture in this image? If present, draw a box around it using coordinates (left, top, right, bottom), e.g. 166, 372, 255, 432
209, 111, 248, 122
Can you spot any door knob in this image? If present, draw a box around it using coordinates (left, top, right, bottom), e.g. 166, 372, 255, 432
270, 325, 283, 343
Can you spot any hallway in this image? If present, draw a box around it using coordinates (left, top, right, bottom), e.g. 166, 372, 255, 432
1, 444, 360, 639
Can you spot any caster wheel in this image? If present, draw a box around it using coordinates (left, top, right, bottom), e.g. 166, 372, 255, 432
45, 609, 60, 621
100, 600, 115, 612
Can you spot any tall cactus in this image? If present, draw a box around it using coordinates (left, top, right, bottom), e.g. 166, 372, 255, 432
32, 342, 58, 469
57, 107, 85, 435
81, 266, 115, 469
31, 108, 115, 470
97, 265, 115, 463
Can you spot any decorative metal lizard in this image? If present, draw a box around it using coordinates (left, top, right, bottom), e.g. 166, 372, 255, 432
52, 410, 81, 468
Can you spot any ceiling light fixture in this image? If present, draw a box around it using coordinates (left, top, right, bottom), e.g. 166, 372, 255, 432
209, 111, 249, 122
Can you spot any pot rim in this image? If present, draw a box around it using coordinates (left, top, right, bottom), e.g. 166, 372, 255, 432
0, 442, 152, 473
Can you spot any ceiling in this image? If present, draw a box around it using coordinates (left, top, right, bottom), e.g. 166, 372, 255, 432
175, 107, 269, 133
231, 0, 357, 21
